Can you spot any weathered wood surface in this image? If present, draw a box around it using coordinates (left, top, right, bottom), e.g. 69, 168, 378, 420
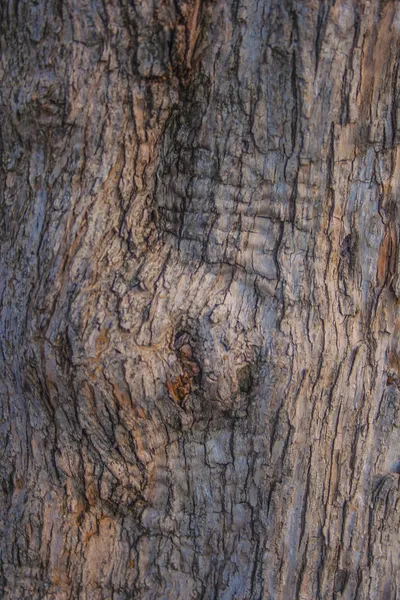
1, 1, 400, 598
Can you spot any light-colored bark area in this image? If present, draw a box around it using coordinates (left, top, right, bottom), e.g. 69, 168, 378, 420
1, 1, 400, 598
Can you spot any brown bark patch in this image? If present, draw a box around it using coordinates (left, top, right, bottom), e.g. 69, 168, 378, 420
95, 328, 110, 356
377, 225, 396, 287
167, 373, 192, 405
167, 337, 200, 405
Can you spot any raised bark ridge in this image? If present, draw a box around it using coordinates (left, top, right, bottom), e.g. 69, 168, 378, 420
1, 1, 400, 598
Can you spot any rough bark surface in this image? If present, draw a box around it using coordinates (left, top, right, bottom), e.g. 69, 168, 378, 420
1, 1, 400, 598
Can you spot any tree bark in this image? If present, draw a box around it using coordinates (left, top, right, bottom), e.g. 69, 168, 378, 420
1, 0, 400, 598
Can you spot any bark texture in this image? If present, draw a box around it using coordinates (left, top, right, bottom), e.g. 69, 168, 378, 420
1, 1, 400, 598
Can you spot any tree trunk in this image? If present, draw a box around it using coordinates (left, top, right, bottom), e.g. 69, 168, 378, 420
1, 0, 400, 598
